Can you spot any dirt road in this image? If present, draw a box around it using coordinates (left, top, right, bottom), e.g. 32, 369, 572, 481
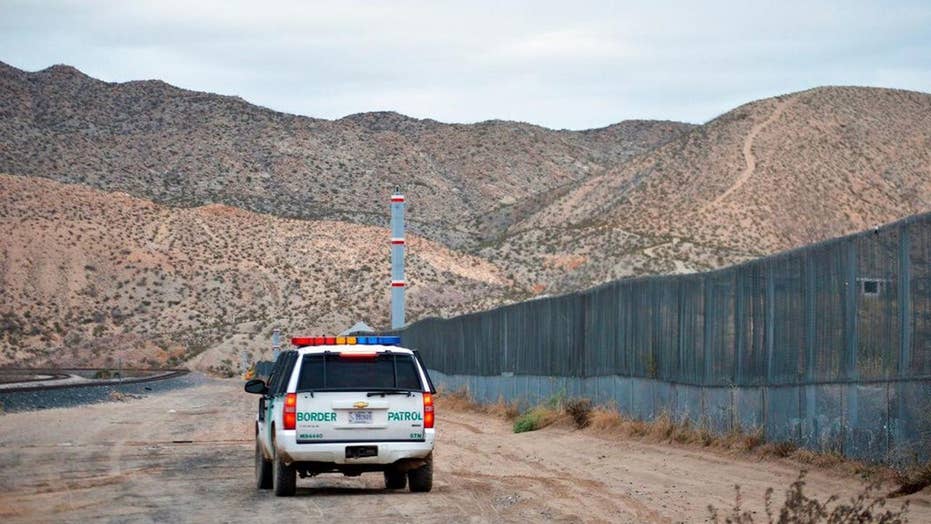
0, 378, 926, 523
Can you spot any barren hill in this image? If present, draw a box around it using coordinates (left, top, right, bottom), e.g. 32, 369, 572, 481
492, 87, 931, 291
2, 62, 930, 368
0, 61, 692, 248
0, 174, 521, 372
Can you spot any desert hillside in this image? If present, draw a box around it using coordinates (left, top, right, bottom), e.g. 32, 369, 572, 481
2, 63, 930, 368
0, 174, 520, 372
0, 61, 692, 248
493, 87, 931, 291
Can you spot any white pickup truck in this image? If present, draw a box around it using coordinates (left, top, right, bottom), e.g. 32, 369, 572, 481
244, 336, 437, 496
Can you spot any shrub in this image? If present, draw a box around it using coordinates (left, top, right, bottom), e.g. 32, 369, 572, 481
767, 441, 798, 458
565, 398, 592, 429
108, 391, 127, 402
891, 462, 931, 497
708, 471, 909, 524
512, 404, 563, 433
513, 411, 542, 433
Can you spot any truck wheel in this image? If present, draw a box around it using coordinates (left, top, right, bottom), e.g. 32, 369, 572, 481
272, 444, 296, 496
255, 439, 272, 489
384, 469, 407, 490
407, 454, 433, 493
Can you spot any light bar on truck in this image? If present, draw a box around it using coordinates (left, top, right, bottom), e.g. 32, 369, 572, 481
290, 335, 401, 347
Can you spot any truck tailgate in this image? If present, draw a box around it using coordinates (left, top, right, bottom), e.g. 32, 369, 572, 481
296, 391, 425, 443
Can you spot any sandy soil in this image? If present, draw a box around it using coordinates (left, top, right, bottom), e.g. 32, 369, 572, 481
0, 379, 927, 523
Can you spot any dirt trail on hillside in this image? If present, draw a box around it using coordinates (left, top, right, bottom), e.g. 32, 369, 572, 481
0, 379, 925, 523
702, 97, 794, 212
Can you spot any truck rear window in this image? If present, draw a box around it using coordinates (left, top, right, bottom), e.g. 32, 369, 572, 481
297, 353, 423, 391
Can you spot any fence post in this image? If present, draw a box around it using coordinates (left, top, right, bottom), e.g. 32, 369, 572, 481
677, 280, 687, 383
804, 252, 817, 445
651, 281, 663, 381
703, 276, 714, 385
805, 254, 817, 379
845, 238, 859, 379
503, 308, 509, 374
898, 224, 911, 374
765, 263, 775, 383
895, 223, 911, 448
579, 292, 589, 378
735, 269, 745, 385
626, 285, 635, 378
844, 238, 859, 452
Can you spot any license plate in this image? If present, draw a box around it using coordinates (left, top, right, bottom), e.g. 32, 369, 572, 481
346, 445, 378, 459
348, 410, 373, 424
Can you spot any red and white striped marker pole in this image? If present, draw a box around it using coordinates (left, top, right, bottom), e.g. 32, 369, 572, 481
390, 189, 405, 329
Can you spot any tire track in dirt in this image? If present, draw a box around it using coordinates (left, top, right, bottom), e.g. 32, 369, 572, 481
440, 410, 668, 522
441, 418, 485, 434
0, 379, 925, 523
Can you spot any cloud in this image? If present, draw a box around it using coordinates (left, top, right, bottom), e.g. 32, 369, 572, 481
493, 29, 635, 63
0, 0, 928, 129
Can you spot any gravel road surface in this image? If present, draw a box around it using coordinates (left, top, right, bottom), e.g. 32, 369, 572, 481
0, 379, 926, 523
0, 372, 204, 413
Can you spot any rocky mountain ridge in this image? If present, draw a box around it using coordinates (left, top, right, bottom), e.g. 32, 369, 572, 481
2, 61, 929, 368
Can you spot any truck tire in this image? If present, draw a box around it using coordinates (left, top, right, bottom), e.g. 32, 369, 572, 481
407, 454, 433, 493
272, 444, 296, 496
255, 439, 272, 489
384, 469, 407, 490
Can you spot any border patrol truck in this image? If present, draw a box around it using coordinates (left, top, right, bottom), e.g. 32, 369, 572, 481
244, 336, 436, 496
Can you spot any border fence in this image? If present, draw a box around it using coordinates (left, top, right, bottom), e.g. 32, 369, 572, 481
395, 212, 931, 465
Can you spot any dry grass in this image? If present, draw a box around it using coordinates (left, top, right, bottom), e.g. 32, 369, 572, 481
891, 462, 931, 497
438, 388, 521, 420
588, 404, 627, 432
444, 393, 910, 489
760, 441, 799, 458
440, 391, 931, 500
587, 408, 741, 450
585, 404, 883, 479
790, 449, 848, 469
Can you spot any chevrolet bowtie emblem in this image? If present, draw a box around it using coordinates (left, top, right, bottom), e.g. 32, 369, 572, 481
353, 401, 369, 409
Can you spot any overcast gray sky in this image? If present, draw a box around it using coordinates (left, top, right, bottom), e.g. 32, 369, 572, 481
1, 0, 929, 129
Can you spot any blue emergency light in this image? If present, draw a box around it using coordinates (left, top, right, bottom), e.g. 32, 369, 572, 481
357, 336, 401, 345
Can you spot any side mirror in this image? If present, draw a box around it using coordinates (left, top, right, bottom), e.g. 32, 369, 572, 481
244, 379, 268, 395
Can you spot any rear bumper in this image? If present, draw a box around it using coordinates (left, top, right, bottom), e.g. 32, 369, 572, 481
275, 429, 435, 465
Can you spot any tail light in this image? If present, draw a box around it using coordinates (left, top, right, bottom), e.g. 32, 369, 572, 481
283, 393, 297, 430
423, 392, 434, 429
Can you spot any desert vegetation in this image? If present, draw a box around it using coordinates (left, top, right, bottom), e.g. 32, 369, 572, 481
708, 471, 909, 523
0, 174, 518, 370
440, 387, 931, 503
1, 62, 929, 371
